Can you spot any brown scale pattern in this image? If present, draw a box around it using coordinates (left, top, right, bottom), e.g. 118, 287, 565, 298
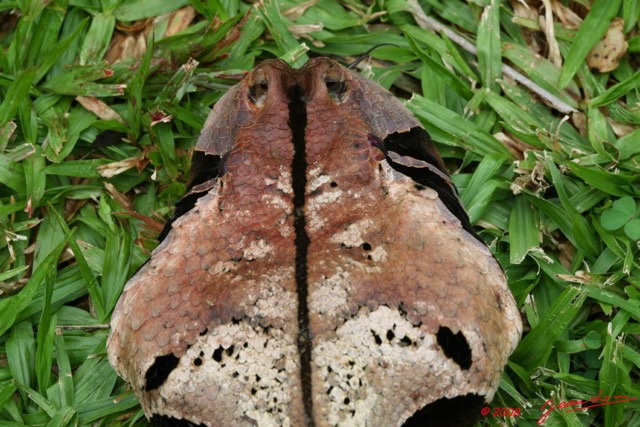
108, 58, 521, 427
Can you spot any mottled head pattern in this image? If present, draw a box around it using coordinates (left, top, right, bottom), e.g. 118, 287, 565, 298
107, 57, 521, 427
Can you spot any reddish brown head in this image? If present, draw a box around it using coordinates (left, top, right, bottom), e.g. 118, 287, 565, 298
108, 58, 521, 427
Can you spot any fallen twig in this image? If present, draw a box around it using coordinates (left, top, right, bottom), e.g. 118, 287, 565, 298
407, 0, 578, 114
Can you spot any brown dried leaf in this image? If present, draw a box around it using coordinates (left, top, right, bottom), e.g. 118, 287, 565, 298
511, 156, 549, 196
509, 0, 542, 54
551, 0, 583, 30
557, 241, 575, 270
105, 31, 148, 64
587, 18, 628, 73
289, 23, 324, 37
164, 6, 197, 37
571, 112, 587, 136
509, 0, 538, 22
76, 96, 126, 124
283, 0, 317, 20
540, 0, 562, 67
494, 132, 538, 160
607, 117, 636, 138
97, 157, 139, 178
207, 13, 250, 58
105, 182, 133, 211
115, 211, 165, 234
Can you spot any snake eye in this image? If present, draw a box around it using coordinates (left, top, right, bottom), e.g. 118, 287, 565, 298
248, 81, 269, 106
325, 78, 348, 102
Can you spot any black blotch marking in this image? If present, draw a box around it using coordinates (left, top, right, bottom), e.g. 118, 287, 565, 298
400, 335, 413, 347
330, 181, 338, 188
158, 151, 221, 242
145, 353, 180, 391
436, 326, 472, 370
212, 347, 223, 363
384, 128, 481, 243
288, 84, 314, 425
150, 414, 207, 427
402, 394, 485, 427
386, 329, 395, 341
371, 330, 382, 345
193, 357, 202, 366
361, 242, 372, 251
368, 134, 386, 153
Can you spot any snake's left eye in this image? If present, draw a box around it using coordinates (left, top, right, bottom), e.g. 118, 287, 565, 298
248, 80, 269, 107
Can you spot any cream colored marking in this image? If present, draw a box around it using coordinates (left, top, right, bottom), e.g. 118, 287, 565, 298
146, 280, 298, 426
261, 193, 290, 211
329, 220, 373, 248
312, 189, 343, 205
276, 167, 293, 194
313, 306, 493, 426
310, 270, 351, 315
368, 245, 387, 262
308, 167, 330, 191
243, 239, 273, 260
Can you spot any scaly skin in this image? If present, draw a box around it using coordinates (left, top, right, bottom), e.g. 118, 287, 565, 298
108, 58, 521, 427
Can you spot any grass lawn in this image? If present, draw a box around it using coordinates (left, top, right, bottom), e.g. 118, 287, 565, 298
1, 0, 639, 425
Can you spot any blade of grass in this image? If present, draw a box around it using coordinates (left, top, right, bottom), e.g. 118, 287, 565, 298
53, 333, 75, 408
35, 271, 57, 394
0, 69, 36, 125
509, 196, 540, 264
114, 0, 190, 21
6, 321, 36, 400
407, 95, 512, 157
0, 238, 68, 336
79, 13, 115, 65
558, 0, 623, 88
589, 70, 640, 107
476, 0, 501, 91
511, 286, 587, 371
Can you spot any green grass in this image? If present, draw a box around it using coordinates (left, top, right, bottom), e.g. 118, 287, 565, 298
1, 0, 639, 426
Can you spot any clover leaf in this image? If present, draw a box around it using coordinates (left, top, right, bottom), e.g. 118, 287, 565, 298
624, 219, 640, 241
600, 196, 640, 241
601, 196, 636, 231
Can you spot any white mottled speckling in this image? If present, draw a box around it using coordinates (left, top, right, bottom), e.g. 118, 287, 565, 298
308, 167, 331, 191
243, 239, 273, 260
313, 189, 344, 205
152, 322, 297, 427
276, 167, 293, 194
310, 270, 351, 315
313, 305, 489, 426
306, 187, 345, 232
368, 245, 387, 262
262, 193, 290, 211
206, 261, 238, 275
148, 279, 299, 427
278, 223, 294, 238
329, 220, 373, 248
